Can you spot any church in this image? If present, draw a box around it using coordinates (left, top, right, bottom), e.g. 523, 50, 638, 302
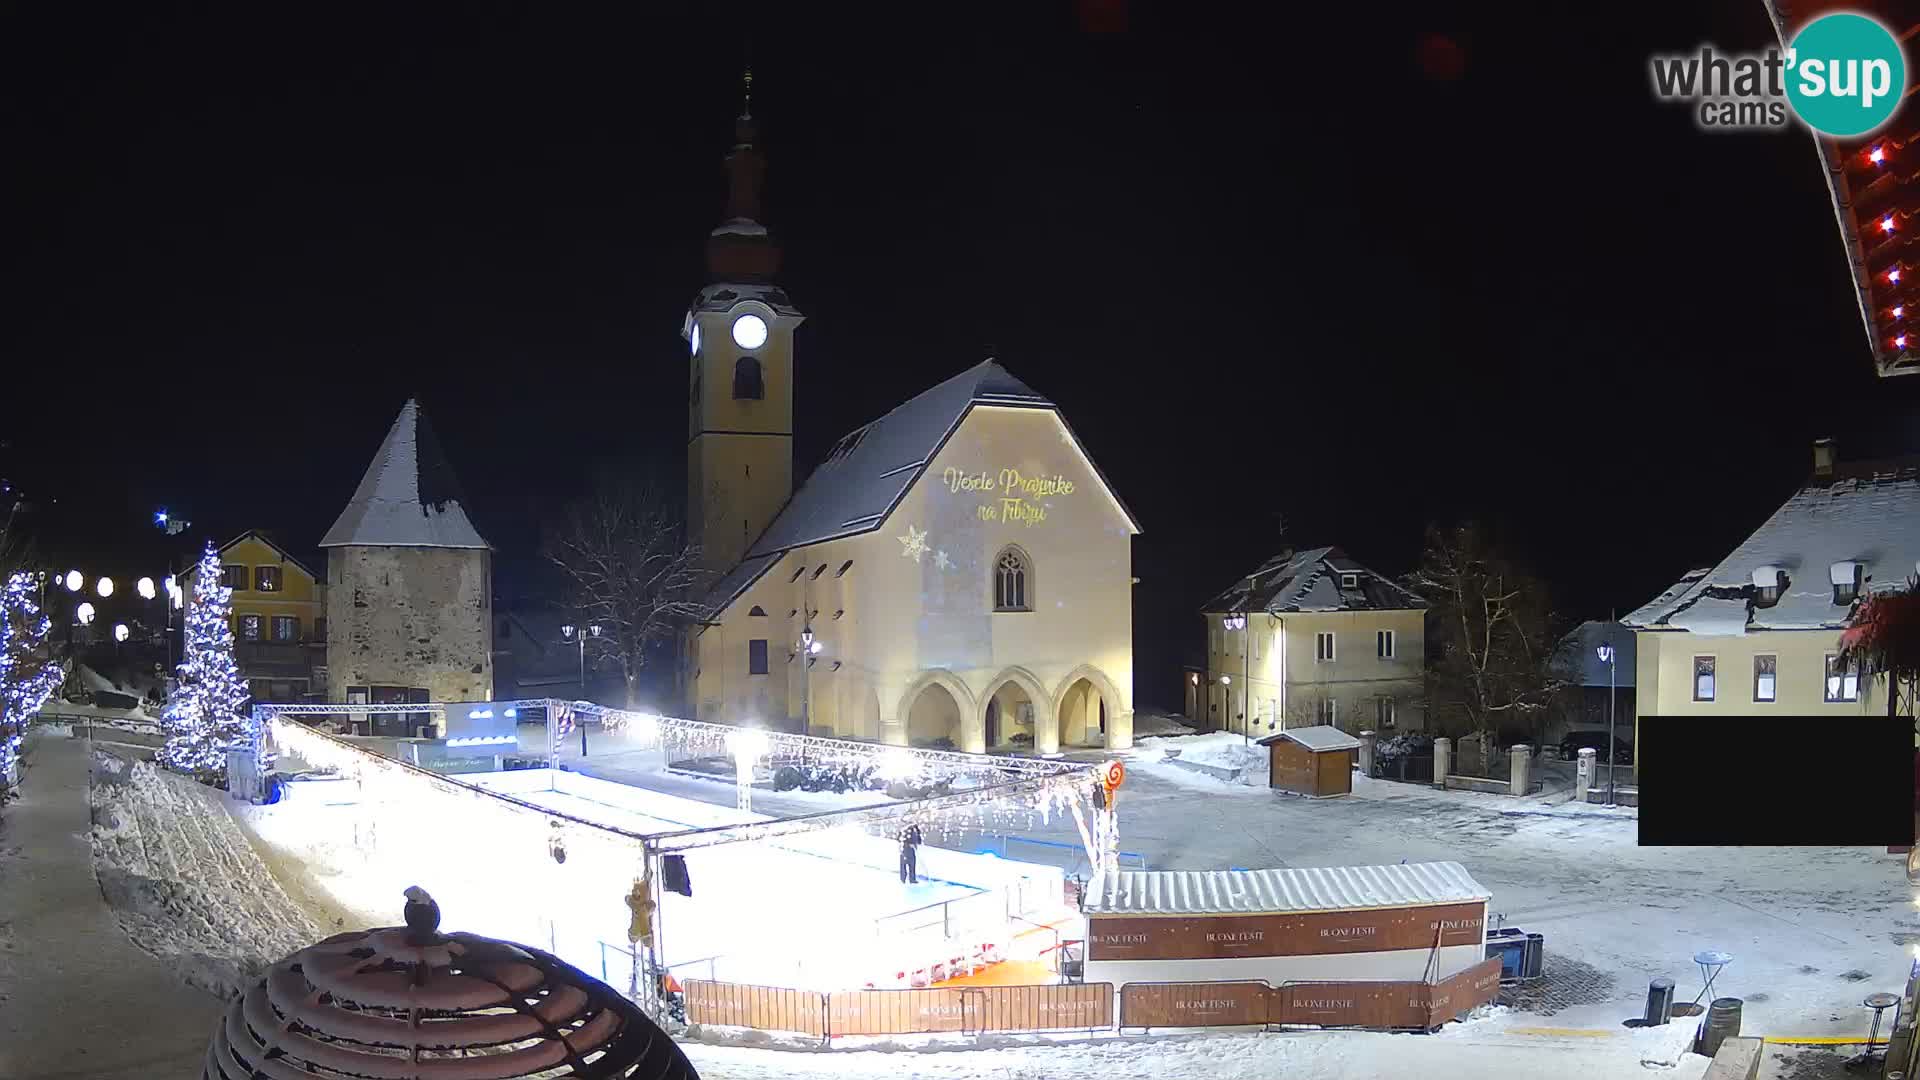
683, 93, 1141, 753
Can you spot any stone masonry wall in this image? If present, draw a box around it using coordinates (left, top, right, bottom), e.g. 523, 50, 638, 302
325, 546, 493, 704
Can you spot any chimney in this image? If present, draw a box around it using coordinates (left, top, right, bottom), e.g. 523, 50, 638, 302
1812, 437, 1836, 479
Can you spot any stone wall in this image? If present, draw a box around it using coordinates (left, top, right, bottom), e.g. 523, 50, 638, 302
325, 546, 492, 705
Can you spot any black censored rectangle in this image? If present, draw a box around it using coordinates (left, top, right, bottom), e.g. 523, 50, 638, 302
1638, 716, 1914, 846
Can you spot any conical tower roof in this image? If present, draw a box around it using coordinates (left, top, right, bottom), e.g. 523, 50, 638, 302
319, 399, 489, 549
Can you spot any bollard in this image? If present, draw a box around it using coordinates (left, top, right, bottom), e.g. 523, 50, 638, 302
1576, 747, 1596, 804
1695, 997, 1743, 1057
1358, 730, 1376, 776
1434, 737, 1452, 790
1645, 977, 1675, 1025
1509, 743, 1532, 796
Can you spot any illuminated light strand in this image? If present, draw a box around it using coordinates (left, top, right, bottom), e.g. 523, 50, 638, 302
2, 572, 66, 787
159, 542, 250, 777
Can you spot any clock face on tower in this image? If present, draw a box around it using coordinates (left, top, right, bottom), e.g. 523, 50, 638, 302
689, 322, 702, 356
731, 313, 768, 350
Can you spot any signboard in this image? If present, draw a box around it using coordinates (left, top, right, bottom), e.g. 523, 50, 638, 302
1272, 980, 1430, 1029
1119, 981, 1268, 1029
1088, 902, 1486, 961
828, 989, 968, 1035
1419, 956, 1504, 1024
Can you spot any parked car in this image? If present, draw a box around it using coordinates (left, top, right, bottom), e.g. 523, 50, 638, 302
1558, 730, 1631, 764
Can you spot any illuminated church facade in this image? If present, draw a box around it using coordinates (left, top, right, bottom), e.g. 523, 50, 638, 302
683, 93, 1140, 753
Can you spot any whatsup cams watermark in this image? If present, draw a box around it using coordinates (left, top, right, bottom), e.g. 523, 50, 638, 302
1650, 12, 1906, 137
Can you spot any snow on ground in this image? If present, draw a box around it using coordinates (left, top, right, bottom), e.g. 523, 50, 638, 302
681, 1013, 1711, 1080
87, 747, 322, 999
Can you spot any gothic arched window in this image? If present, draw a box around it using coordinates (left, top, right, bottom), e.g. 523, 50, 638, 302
994, 546, 1032, 612
733, 355, 764, 400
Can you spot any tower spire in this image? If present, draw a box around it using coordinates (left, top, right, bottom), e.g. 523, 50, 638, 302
708, 67, 778, 282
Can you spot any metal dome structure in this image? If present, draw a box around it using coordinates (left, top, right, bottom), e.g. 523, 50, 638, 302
205, 888, 698, 1080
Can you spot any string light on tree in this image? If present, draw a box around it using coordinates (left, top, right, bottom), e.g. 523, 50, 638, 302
1, 572, 66, 792
160, 541, 251, 778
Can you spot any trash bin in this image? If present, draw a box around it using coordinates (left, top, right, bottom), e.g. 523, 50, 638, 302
1485, 929, 1527, 979
1645, 978, 1675, 1025
1520, 933, 1545, 979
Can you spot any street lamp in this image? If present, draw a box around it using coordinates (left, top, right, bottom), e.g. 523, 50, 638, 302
798, 613, 822, 734
76, 601, 96, 625
1596, 639, 1618, 807
96, 576, 114, 598
114, 623, 129, 643
136, 577, 156, 600
561, 623, 601, 756
64, 570, 83, 593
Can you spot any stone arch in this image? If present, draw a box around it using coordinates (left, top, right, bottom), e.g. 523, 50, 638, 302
896, 669, 977, 750
1051, 664, 1128, 749
979, 665, 1053, 753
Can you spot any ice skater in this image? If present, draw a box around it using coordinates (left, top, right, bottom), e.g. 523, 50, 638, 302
899, 823, 922, 885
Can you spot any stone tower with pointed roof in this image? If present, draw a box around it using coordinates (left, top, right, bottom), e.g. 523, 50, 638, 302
321, 399, 493, 724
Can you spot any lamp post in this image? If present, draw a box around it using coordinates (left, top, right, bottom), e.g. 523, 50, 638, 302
1596, 639, 1617, 807
1219, 674, 1233, 741
798, 611, 821, 735
561, 623, 601, 756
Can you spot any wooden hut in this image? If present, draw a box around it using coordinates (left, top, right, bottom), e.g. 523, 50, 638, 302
1260, 725, 1361, 797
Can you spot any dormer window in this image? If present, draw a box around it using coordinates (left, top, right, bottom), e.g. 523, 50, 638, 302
1339, 572, 1359, 589
1830, 561, 1864, 606
1751, 566, 1786, 608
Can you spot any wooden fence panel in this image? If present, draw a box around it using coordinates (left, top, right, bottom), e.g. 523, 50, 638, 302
684, 979, 826, 1037
1422, 956, 1504, 1025
828, 988, 968, 1036
967, 983, 1113, 1032
1270, 979, 1430, 1030
1119, 981, 1269, 1029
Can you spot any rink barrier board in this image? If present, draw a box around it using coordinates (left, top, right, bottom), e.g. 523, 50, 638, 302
684, 981, 1115, 1038
1116, 957, 1503, 1031
683, 979, 827, 1038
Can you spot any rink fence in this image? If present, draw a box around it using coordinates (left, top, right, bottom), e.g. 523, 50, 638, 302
683, 957, 1499, 1040
684, 980, 1113, 1040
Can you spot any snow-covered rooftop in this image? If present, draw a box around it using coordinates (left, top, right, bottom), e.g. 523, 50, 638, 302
1082, 861, 1490, 916
320, 400, 490, 550
1258, 724, 1362, 752
1202, 546, 1425, 615
1623, 456, 1920, 633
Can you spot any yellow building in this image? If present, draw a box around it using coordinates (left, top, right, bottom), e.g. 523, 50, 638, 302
1622, 440, 1920, 757
683, 103, 1141, 752
1193, 548, 1429, 738
181, 530, 327, 703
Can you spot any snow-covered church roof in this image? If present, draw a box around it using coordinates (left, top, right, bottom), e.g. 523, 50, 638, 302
1623, 454, 1920, 634
701, 359, 1141, 614
320, 399, 490, 550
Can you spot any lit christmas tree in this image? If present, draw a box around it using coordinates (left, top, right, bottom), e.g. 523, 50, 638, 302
1, 571, 65, 794
161, 542, 250, 777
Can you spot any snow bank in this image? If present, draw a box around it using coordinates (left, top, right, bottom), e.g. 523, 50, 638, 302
1136, 732, 1271, 786
88, 751, 321, 1000
679, 1019, 1714, 1079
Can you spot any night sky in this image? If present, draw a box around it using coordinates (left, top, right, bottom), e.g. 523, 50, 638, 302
7, 2, 1920, 707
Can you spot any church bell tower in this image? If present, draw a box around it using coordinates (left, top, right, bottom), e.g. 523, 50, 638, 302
686, 71, 804, 576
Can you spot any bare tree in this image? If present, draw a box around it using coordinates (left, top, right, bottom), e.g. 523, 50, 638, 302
1405, 522, 1564, 774
543, 472, 709, 709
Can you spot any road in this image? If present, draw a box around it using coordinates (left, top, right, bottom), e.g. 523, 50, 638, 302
0, 733, 222, 1079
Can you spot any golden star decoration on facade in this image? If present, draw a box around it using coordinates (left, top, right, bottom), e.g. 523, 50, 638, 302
897, 525, 928, 562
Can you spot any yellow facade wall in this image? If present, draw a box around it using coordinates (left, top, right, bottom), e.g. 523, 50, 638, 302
1199, 607, 1426, 737
693, 404, 1137, 751
184, 533, 325, 642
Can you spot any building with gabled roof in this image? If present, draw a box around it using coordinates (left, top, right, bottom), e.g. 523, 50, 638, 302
179, 529, 327, 703
321, 399, 494, 727
1623, 439, 1920, 751
1191, 547, 1428, 738
681, 97, 1141, 752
